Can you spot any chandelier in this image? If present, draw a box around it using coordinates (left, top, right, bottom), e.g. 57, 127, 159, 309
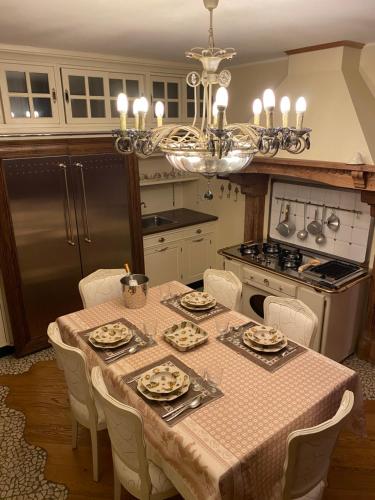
113, 0, 311, 182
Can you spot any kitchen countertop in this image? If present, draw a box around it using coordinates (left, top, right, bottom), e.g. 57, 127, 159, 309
142, 208, 218, 236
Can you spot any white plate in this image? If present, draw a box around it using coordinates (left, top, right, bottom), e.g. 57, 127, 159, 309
245, 325, 284, 346
163, 321, 209, 351
137, 374, 190, 401
140, 364, 187, 394
181, 291, 216, 307
243, 335, 288, 353
88, 336, 133, 350
89, 322, 132, 345
180, 300, 216, 312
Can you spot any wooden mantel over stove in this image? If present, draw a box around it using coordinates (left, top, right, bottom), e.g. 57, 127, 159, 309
227, 156, 375, 364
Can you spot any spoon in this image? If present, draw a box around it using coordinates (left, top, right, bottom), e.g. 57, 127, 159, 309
297, 202, 308, 240
165, 395, 203, 422
105, 344, 138, 360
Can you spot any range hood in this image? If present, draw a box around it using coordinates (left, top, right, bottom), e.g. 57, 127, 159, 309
275, 43, 375, 164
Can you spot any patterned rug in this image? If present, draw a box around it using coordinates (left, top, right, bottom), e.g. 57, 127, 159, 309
0, 347, 55, 375
0, 385, 68, 499
343, 354, 375, 400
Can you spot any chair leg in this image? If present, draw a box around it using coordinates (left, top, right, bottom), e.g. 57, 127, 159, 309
71, 415, 78, 450
90, 425, 99, 482
114, 468, 121, 500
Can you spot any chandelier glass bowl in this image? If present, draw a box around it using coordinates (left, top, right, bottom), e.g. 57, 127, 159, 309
113, 0, 311, 178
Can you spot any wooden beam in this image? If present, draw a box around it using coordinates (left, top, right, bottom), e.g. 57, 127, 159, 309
285, 40, 365, 55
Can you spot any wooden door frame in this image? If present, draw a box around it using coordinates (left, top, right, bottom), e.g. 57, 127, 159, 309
0, 137, 143, 356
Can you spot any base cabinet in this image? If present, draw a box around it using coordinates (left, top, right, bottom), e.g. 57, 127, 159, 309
144, 222, 216, 287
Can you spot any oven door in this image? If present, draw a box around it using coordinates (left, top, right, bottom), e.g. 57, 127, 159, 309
241, 282, 291, 323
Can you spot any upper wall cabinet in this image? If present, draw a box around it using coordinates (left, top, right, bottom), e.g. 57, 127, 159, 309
0, 63, 60, 124
150, 75, 181, 123
61, 68, 145, 124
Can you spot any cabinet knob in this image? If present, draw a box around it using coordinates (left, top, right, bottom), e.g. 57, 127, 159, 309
196, 228, 202, 234
264, 278, 269, 286
158, 237, 165, 243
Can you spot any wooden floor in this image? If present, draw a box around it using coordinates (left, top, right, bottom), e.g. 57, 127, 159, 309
1, 359, 375, 499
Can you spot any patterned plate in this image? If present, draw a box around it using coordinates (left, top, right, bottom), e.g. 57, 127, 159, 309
163, 321, 209, 351
137, 375, 190, 401
245, 325, 284, 346
89, 322, 132, 345
88, 337, 133, 350
179, 299, 217, 312
139, 364, 187, 394
181, 291, 216, 308
243, 335, 288, 353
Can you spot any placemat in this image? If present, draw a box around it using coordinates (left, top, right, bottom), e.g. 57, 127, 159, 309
123, 354, 224, 426
217, 322, 307, 372
79, 318, 156, 365
161, 293, 229, 323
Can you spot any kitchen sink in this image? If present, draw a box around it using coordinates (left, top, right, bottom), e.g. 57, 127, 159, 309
141, 215, 175, 229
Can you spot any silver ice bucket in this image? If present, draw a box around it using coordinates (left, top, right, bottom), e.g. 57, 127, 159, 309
120, 274, 149, 309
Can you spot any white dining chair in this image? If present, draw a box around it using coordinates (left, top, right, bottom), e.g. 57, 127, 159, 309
282, 390, 354, 500
91, 365, 178, 500
263, 297, 318, 348
47, 322, 106, 482
79, 269, 125, 308
203, 269, 242, 311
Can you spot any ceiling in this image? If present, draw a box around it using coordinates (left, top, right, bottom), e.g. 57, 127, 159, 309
1, 0, 375, 64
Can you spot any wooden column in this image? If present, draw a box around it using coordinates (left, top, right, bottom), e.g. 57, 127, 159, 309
358, 191, 375, 363
229, 174, 269, 242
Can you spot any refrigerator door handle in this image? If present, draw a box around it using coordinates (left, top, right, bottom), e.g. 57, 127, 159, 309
75, 162, 92, 244
59, 163, 76, 246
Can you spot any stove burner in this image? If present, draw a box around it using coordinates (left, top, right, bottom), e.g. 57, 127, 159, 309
279, 248, 303, 270
263, 242, 281, 255
240, 243, 260, 256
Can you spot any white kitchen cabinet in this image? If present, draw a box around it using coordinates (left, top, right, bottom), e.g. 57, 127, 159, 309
150, 75, 182, 123
183, 234, 213, 284
0, 63, 60, 124
144, 242, 182, 287
143, 221, 217, 286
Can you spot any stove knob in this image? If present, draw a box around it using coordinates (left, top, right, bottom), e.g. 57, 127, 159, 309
264, 278, 269, 286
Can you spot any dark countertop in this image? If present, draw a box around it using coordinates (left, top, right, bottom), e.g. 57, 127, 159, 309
142, 208, 218, 236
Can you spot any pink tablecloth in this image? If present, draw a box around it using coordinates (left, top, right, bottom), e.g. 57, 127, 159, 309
57, 281, 364, 500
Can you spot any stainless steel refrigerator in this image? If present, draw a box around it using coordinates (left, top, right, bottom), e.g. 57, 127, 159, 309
3, 153, 136, 352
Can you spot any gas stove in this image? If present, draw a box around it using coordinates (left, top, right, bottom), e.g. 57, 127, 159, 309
221, 241, 368, 291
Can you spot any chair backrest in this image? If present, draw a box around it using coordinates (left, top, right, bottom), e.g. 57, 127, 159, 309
263, 297, 318, 348
79, 269, 125, 308
203, 269, 242, 311
47, 322, 97, 419
91, 366, 151, 498
282, 390, 354, 500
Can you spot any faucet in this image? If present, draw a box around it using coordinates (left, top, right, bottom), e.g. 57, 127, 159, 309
140, 201, 147, 209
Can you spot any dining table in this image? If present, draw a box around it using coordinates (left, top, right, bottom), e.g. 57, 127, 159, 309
57, 280, 365, 500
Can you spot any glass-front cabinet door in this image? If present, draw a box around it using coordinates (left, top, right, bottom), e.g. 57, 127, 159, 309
0, 63, 60, 124
150, 76, 181, 123
108, 73, 144, 123
61, 68, 109, 123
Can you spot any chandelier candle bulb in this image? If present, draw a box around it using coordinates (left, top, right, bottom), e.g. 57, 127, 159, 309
155, 101, 164, 127
138, 97, 149, 130
215, 87, 228, 129
212, 101, 218, 126
133, 98, 141, 129
252, 98, 262, 126
295, 96, 307, 129
280, 96, 291, 128
117, 93, 128, 131
263, 89, 275, 129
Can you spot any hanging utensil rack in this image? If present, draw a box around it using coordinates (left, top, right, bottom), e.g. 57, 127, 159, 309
275, 196, 362, 215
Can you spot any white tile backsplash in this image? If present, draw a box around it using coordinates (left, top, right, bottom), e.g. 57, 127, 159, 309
269, 181, 372, 263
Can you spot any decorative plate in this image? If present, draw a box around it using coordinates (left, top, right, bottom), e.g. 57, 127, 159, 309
180, 300, 216, 312
245, 325, 284, 346
163, 321, 209, 351
139, 364, 187, 394
181, 291, 216, 307
89, 322, 132, 345
137, 374, 190, 401
243, 335, 288, 353
88, 337, 132, 350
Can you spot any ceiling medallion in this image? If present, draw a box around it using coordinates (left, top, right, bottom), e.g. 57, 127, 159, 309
113, 0, 311, 191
